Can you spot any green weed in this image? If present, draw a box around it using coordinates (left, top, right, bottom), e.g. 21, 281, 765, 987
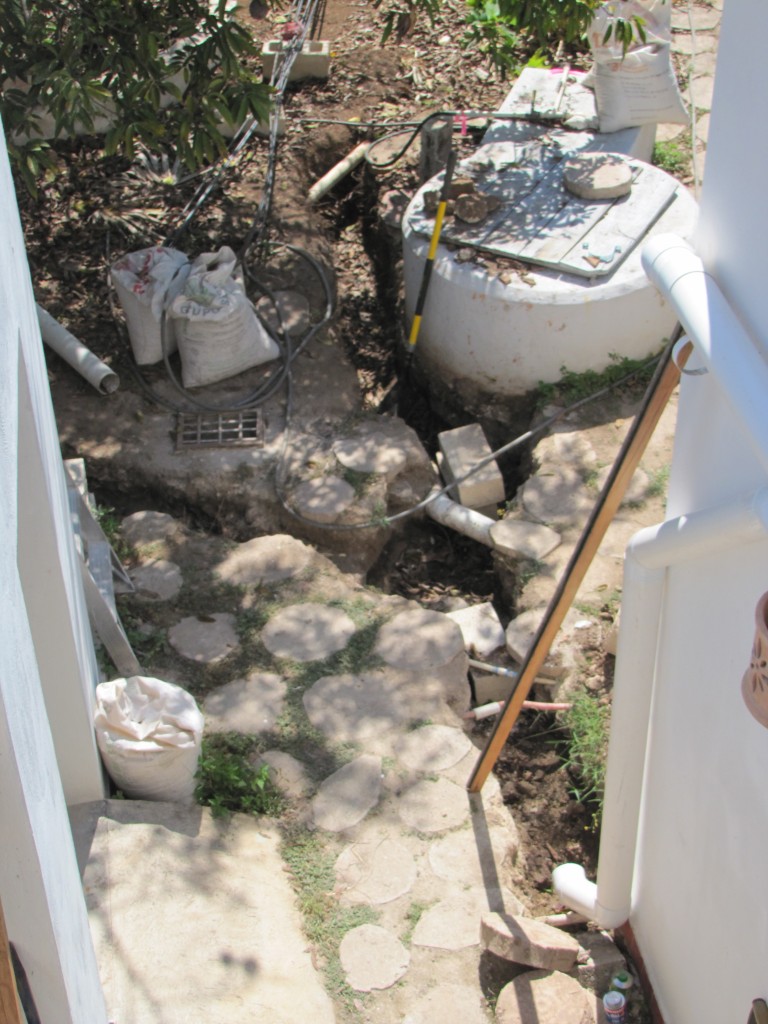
195, 733, 282, 818
536, 352, 660, 409
560, 691, 610, 816
646, 463, 671, 499
653, 136, 691, 178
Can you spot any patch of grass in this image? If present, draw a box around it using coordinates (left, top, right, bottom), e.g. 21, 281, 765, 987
653, 136, 691, 178
401, 900, 430, 945
536, 351, 660, 410
560, 691, 610, 817
95, 503, 132, 562
195, 733, 282, 818
280, 824, 378, 1021
342, 467, 375, 498
646, 463, 671, 499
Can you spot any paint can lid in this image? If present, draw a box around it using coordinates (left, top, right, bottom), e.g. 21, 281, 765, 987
603, 990, 626, 1009
611, 971, 634, 991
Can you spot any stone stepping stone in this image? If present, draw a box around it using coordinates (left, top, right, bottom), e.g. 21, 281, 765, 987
168, 613, 239, 664
213, 535, 312, 587
428, 827, 518, 888
130, 559, 183, 601
333, 434, 407, 480
254, 750, 312, 801
596, 464, 649, 505
398, 983, 490, 1024
203, 672, 285, 734
412, 888, 510, 951
520, 467, 595, 529
393, 725, 471, 773
480, 912, 581, 971
335, 837, 417, 905
396, 777, 469, 833
446, 602, 505, 657
505, 608, 579, 680
339, 924, 409, 992
489, 519, 562, 561
375, 608, 465, 671
121, 510, 179, 547
291, 476, 356, 524
303, 670, 446, 747
262, 603, 356, 662
312, 755, 381, 832
496, 969, 595, 1024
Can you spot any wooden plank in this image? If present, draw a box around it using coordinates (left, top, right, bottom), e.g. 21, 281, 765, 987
467, 334, 690, 793
0, 898, 24, 1024
80, 558, 141, 678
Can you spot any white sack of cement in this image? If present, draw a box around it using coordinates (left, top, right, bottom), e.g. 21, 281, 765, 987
170, 245, 280, 388
94, 675, 204, 801
111, 246, 190, 365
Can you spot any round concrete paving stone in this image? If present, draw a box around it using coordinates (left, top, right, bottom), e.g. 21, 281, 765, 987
335, 836, 417, 905
412, 888, 521, 951
255, 289, 310, 338
393, 724, 472, 773
291, 475, 356, 524
339, 924, 410, 992
428, 827, 518, 888
203, 672, 285, 734
400, 982, 491, 1024
312, 755, 382, 832
396, 776, 469, 833
129, 559, 183, 601
303, 669, 447, 747
375, 608, 465, 671
168, 613, 240, 664
213, 534, 312, 587
333, 434, 407, 480
262, 603, 356, 662
495, 969, 595, 1024
254, 750, 312, 801
121, 510, 179, 547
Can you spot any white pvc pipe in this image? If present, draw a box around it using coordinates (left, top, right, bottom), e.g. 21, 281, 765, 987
553, 487, 768, 928
425, 487, 495, 547
37, 306, 119, 395
642, 234, 768, 476
307, 142, 369, 204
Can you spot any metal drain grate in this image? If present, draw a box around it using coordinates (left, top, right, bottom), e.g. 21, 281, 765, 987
176, 410, 264, 450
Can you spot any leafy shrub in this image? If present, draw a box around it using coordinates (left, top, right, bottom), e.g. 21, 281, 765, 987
195, 733, 282, 817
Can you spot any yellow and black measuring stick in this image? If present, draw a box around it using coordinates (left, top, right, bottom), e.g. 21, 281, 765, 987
407, 148, 458, 349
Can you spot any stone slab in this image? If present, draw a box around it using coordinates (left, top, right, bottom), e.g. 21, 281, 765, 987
428, 826, 518, 889
393, 724, 472, 772
396, 776, 469, 833
262, 603, 356, 662
130, 558, 183, 601
505, 608, 578, 680
303, 669, 448, 748
121, 510, 180, 547
291, 475, 356, 524
490, 519, 562, 561
481, 912, 580, 971
438, 422, 505, 510
412, 888, 512, 951
335, 836, 417, 905
203, 672, 285, 733
496, 969, 594, 1024
446, 601, 506, 656
71, 800, 336, 1024
399, 983, 491, 1024
168, 613, 240, 664
214, 534, 312, 586
571, 931, 627, 995
255, 749, 312, 801
333, 434, 407, 479
312, 755, 382, 832
375, 608, 465, 670
521, 466, 595, 529
339, 924, 410, 992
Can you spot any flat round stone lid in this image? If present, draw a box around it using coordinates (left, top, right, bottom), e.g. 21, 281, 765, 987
562, 153, 633, 199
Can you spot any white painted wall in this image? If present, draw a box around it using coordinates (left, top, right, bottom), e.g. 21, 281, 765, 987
0, 124, 107, 1019
628, 4, 768, 1021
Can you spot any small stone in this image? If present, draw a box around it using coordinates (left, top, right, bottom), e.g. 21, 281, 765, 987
339, 924, 409, 992
291, 476, 356, 524
496, 970, 594, 1024
130, 559, 183, 601
168, 613, 239, 664
262, 603, 356, 662
312, 755, 381, 832
446, 602, 505, 656
454, 192, 491, 224
480, 912, 580, 971
455, 248, 476, 263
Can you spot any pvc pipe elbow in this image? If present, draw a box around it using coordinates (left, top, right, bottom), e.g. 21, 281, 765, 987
552, 863, 629, 929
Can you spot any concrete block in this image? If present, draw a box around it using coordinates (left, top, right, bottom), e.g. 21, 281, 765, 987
262, 39, 330, 82
447, 601, 505, 657
480, 911, 581, 971
438, 423, 505, 512
571, 930, 627, 995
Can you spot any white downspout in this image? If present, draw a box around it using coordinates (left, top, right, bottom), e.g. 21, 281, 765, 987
553, 232, 768, 928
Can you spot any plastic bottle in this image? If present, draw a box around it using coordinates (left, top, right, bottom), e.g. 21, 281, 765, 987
603, 989, 626, 1023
